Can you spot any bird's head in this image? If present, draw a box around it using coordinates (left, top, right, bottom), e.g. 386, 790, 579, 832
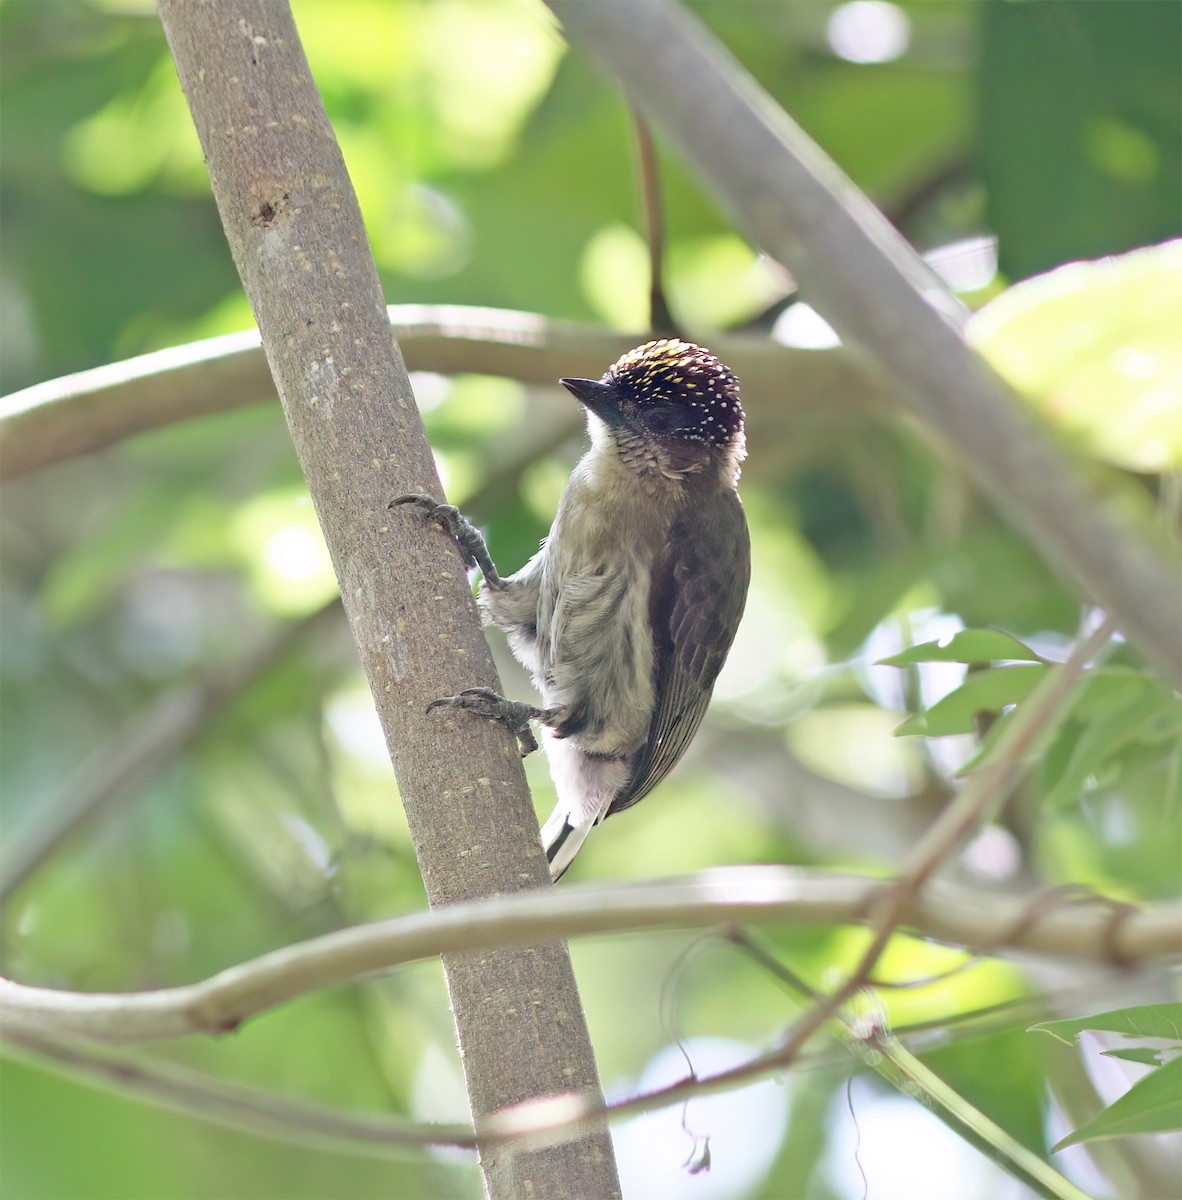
560, 339, 746, 484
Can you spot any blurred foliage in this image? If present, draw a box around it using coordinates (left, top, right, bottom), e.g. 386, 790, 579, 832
979, 0, 1181, 280
1, 1, 1179, 1198
971, 241, 1182, 473
1034, 1005, 1182, 1151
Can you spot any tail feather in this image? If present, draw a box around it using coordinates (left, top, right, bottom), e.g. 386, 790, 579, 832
538, 741, 630, 878
540, 805, 594, 881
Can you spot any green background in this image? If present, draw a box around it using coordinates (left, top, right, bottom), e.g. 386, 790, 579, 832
2, 2, 1178, 1197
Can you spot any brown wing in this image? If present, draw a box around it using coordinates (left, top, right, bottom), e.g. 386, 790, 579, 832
608, 488, 750, 816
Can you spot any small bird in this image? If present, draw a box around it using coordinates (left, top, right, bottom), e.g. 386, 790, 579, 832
395, 338, 750, 879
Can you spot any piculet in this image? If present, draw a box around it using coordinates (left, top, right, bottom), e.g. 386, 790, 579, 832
394, 338, 750, 879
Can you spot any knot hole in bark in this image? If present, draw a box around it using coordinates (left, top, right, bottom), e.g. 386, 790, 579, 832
251, 192, 290, 228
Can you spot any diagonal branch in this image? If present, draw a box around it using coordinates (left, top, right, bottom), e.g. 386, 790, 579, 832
0, 1026, 478, 1155
689, 617, 1124, 1133
548, 0, 1182, 687
0, 605, 340, 905
728, 934, 1089, 1200
155, 4, 618, 1197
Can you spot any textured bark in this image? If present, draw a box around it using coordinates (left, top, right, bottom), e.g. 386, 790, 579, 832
156, 3, 619, 1196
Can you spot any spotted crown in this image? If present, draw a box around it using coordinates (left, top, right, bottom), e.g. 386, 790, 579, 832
605, 339, 744, 448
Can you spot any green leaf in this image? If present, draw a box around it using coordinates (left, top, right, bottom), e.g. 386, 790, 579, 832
1072, 667, 1172, 723
1043, 672, 1182, 807
1053, 1057, 1182, 1150
894, 664, 1047, 737
970, 240, 1182, 472
877, 628, 1043, 668
952, 707, 1012, 776
1031, 710, 1080, 794
1031, 1002, 1182, 1046
1102, 1047, 1170, 1067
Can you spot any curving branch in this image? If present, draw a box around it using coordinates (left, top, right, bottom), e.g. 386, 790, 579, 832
0, 978, 1115, 1173
0, 307, 884, 481
4, 867, 1177, 1046
548, 0, 1182, 687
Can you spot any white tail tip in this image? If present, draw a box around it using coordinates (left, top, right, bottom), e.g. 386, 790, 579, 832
540, 805, 594, 881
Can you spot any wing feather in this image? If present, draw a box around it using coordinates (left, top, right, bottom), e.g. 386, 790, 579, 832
609, 489, 750, 815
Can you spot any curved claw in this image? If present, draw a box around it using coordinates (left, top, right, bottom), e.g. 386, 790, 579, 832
390, 492, 438, 512
389, 494, 504, 588
426, 688, 542, 756
422, 686, 492, 710
390, 493, 456, 530
389, 494, 464, 537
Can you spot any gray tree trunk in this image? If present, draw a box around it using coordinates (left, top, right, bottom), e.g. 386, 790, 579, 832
157, 2, 621, 1195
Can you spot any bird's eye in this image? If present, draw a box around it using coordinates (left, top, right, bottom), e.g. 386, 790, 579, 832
643, 404, 686, 434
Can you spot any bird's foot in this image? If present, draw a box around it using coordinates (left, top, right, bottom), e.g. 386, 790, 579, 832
427, 687, 555, 756
389, 494, 503, 587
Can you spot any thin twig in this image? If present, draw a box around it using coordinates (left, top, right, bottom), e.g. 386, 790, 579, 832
631, 111, 677, 334
729, 932, 1089, 1200
897, 614, 1119, 895
758, 617, 1120, 1088
0, 1026, 477, 1155
0, 977, 1085, 1167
